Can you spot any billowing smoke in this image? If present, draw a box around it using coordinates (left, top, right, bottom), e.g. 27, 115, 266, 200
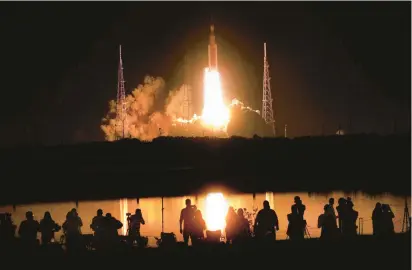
101, 76, 187, 141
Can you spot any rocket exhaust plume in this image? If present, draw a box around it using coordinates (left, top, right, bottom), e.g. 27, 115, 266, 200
201, 24, 230, 130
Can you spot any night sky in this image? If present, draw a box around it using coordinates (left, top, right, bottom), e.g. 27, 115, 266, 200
0, 1, 410, 146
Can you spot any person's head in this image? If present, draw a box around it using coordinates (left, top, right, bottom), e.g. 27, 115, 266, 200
237, 208, 244, 217
263, 200, 270, 210
329, 198, 335, 205
381, 204, 389, 212
294, 196, 301, 204
135, 209, 142, 218
106, 213, 112, 218
347, 200, 354, 209
185, 199, 192, 207
71, 208, 77, 213
26, 211, 33, 220
375, 202, 382, 209
338, 198, 346, 205
324, 204, 330, 213
44, 211, 51, 220
97, 209, 103, 216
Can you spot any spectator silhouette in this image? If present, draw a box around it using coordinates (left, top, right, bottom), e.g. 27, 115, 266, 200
372, 203, 383, 236
289, 196, 306, 240
39, 211, 61, 245
254, 200, 279, 242
336, 198, 347, 233
192, 209, 206, 246
342, 200, 358, 237
90, 209, 105, 249
327, 198, 337, 225
62, 208, 83, 252
318, 204, 338, 240
0, 213, 16, 245
18, 211, 40, 249
381, 204, 395, 236
129, 209, 145, 239
225, 206, 237, 244
234, 208, 251, 244
287, 206, 305, 240
104, 213, 123, 248
179, 199, 196, 246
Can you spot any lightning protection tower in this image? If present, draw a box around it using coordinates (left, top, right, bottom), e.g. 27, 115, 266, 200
116, 45, 127, 139
262, 42, 276, 136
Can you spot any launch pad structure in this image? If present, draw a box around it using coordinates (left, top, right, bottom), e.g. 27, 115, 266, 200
262, 43, 276, 137
116, 45, 127, 140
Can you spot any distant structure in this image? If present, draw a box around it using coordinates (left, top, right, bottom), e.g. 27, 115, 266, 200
116, 45, 127, 139
262, 43, 276, 136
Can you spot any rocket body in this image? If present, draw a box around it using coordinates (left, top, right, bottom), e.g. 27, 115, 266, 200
208, 25, 218, 71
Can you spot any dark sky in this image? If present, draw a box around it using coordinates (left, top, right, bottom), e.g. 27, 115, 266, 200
0, 1, 410, 146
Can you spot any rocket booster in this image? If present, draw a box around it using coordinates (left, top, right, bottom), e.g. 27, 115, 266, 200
208, 24, 218, 71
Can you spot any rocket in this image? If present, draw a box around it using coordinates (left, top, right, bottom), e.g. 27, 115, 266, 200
208, 24, 218, 71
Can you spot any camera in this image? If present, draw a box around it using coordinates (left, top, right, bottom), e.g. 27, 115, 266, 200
126, 213, 131, 217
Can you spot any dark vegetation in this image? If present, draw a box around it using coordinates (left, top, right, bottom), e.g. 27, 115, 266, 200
0, 134, 410, 205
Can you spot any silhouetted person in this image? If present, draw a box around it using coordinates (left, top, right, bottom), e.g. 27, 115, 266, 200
292, 196, 306, 220
192, 210, 206, 246
327, 198, 337, 224
0, 213, 16, 244
39, 211, 61, 245
234, 208, 251, 244
179, 199, 196, 246
336, 198, 347, 233
18, 211, 40, 248
372, 203, 383, 236
318, 204, 338, 240
90, 209, 105, 249
289, 196, 306, 240
342, 200, 358, 237
287, 206, 305, 240
381, 204, 395, 236
225, 206, 237, 244
63, 208, 83, 251
254, 200, 279, 242
103, 213, 123, 248
129, 209, 145, 239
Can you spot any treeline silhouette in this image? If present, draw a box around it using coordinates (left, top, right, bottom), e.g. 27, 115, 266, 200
0, 134, 409, 205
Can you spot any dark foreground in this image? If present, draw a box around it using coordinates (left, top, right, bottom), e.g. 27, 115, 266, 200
1, 134, 410, 205
4, 234, 411, 270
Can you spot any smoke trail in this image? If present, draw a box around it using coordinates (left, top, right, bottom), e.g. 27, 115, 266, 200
101, 76, 193, 141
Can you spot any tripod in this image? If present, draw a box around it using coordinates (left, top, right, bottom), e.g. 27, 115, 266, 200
402, 197, 410, 233
304, 225, 311, 239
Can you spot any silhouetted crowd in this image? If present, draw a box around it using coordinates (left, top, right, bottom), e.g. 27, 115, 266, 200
0, 195, 402, 253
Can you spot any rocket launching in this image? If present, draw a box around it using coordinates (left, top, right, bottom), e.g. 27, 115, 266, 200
208, 24, 218, 70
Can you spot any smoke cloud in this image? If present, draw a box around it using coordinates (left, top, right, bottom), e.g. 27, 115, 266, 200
101, 76, 189, 141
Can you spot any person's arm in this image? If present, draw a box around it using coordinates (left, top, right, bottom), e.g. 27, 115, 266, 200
274, 211, 279, 231
317, 215, 323, 228
179, 210, 184, 233
141, 217, 145, 225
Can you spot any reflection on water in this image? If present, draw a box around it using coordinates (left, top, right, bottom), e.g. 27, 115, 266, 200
0, 192, 410, 247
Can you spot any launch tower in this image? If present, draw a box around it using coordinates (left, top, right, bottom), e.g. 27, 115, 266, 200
262, 42, 276, 136
116, 45, 127, 139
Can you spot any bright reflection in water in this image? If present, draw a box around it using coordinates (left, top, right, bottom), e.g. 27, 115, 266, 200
204, 193, 228, 231
0, 192, 410, 247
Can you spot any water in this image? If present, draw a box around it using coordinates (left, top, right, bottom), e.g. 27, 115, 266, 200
0, 192, 409, 247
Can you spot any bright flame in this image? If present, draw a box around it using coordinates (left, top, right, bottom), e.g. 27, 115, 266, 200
204, 193, 229, 231
201, 68, 230, 130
